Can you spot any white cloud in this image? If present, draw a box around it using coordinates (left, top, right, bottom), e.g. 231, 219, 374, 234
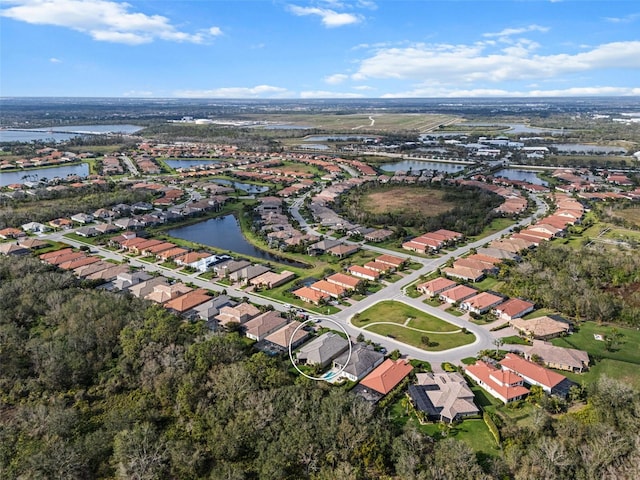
380, 86, 640, 98
324, 73, 349, 84
352, 40, 640, 84
299, 90, 364, 98
288, 5, 362, 27
123, 90, 154, 97
174, 85, 291, 98
605, 13, 640, 24
353, 85, 374, 90
0, 0, 221, 45
49, 57, 62, 63
483, 24, 549, 38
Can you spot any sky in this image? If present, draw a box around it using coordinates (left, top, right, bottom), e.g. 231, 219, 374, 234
1, 0, 640, 98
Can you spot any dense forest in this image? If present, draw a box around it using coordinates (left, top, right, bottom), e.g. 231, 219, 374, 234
498, 242, 640, 326
334, 183, 504, 236
1, 255, 639, 479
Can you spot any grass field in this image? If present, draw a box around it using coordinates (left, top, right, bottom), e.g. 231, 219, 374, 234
359, 186, 457, 217
353, 300, 459, 331
560, 358, 640, 391
354, 300, 474, 351
551, 322, 640, 365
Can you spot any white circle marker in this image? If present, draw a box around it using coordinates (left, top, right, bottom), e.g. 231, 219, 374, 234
288, 318, 353, 381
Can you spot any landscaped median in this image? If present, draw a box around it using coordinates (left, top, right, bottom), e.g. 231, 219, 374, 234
351, 300, 475, 351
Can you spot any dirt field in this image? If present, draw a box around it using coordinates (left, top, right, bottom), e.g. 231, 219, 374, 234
359, 187, 457, 216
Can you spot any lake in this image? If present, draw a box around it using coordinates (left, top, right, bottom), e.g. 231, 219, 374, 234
303, 135, 379, 142
167, 214, 306, 267
494, 168, 548, 186
164, 159, 220, 169
380, 159, 468, 174
0, 124, 143, 143
213, 179, 269, 194
551, 143, 627, 154
0, 163, 90, 187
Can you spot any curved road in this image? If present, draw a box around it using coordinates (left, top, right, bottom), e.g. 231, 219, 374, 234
41, 191, 547, 366
295, 192, 548, 364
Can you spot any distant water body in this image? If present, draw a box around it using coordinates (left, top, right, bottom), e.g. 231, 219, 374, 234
0, 163, 90, 187
0, 124, 143, 143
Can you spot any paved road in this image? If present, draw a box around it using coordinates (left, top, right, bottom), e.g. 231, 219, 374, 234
300, 193, 548, 364
42, 191, 547, 365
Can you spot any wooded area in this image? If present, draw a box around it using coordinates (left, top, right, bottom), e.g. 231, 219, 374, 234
0, 255, 639, 479
499, 242, 640, 326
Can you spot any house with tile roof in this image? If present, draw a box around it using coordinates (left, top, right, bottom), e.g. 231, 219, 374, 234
243, 310, 288, 341
417, 277, 457, 297
460, 292, 504, 315
310, 279, 347, 298
127, 277, 169, 299
375, 254, 406, 270
293, 286, 329, 305
494, 298, 535, 321
409, 372, 479, 423
0, 243, 30, 256
145, 282, 192, 304
326, 272, 362, 290
439, 284, 478, 304
499, 353, 574, 397
510, 315, 572, 340
358, 358, 414, 396
465, 360, 529, 404
347, 264, 380, 281
215, 302, 261, 327
442, 265, 485, 282
164, 289, 211, 315
264, 321, 310, 349
250, 270, 296, 289
508, 340, 590, 373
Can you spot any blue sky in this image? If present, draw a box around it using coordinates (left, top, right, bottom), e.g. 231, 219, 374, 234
1, 0, 639, 98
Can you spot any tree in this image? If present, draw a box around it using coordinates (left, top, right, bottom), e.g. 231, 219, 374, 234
113, 423, 169, 480
493, 337, 504, 354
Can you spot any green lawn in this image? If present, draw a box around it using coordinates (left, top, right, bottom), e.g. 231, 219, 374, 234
353, 300, 458, 331
452, 419, 501, 459
364, 322, 474, 351
551, 322, 640, 365
472, 276, 503, 292
389, 399, 500, 460
559, 358, 640, 391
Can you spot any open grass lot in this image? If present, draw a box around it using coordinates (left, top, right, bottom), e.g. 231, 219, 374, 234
551, 321, 640, 365
243, 112, 460, 133
473, 217, 517, 239
362, 321, 474, 351
353, 301, 473, 351
359, 186, 457, 217
353, 300, 458, 331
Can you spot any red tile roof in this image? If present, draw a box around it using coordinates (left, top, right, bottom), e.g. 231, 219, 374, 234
499, 353, 567, 389
359, 359, 414, 395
